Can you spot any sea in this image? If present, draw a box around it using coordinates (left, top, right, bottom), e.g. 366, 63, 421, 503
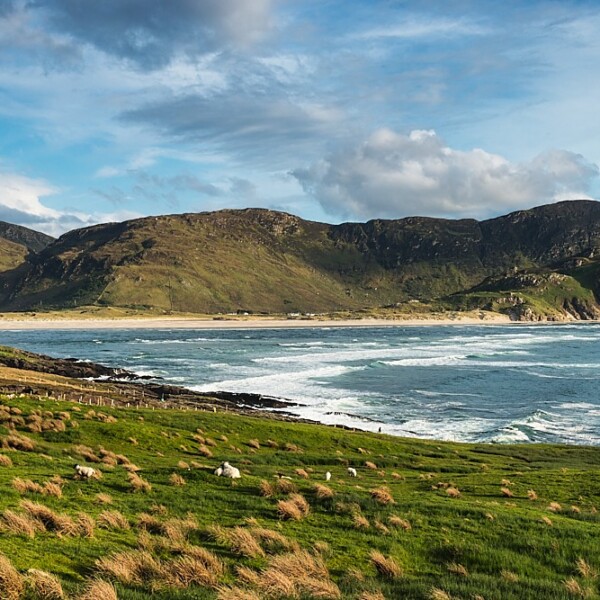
2, 323, 600, 446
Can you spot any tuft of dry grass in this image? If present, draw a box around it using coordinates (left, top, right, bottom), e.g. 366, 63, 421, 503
198, 444, 213, 458
266, 439, 279, 448
95, 493, 113, 505
26, 569, 64, 599
500, 487, 513, 498
42, 481, 63, 498
370, 487, 395, 505
20, 500, 78, 536
4, 433, 36, 452
73, 444, 100, 463
365, 461, 377, 470
370, 551, 403, 579
217, 586, 261, 600
77, 579, 118, 600
548, 501, 562, 513
0, 553, 24, 600
563, 577, 589, 597
209, 525, 265, 558
275, 478, 297, 495
98, 510, 130, 531
352, 513, 371, 530
295, 468, 309, 479
249, 527, 299, 554
248, 439, 261, 449
501, 570, 519, 582
314, 484, 334, 501
177, 460, 190, 469
12, 477, 43, 495
0, 454, 12, 467
359, 592, 386, 600
445, 487, 461, 498
447, 562, 469, 577
429, 589, 452, 600
76, 513, 95, 538
388, 515, 411, 530
540, 516, 553, 526
167, 555, 219, 589
169, 473, 186, 487
0, 509, 39, 538
283, 442, 303, 453
576, 558, 596, 579
527, 489, 538, 500
258, 480, 274, 498
128, 472, 152, 493
96, 550, 165, 585
374, 520, 390, 535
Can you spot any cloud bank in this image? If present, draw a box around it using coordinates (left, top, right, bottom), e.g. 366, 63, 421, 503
292, 129, 599, 220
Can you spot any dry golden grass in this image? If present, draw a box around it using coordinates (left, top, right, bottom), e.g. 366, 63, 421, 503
289, 493, 310, 516
128, 472, 152, 493
42, 481, 63, 498
447, 562, 469, 577
563, 577, 590, 597
247, 438, 260, 449
180, 546, 225, 577
167, 555, 219, 589
370, 551, 403, 579
73, 444, 100, 463
365, 461, 377, 470
4, 433, 36, 452
277, 499, 303, 521
429, 589, 452, 600
445, 487, 461, 498
20, 500, 78, 536
235, 565, 261, 586
137, 512, 164, 534
359, 591, 386, 600
76, 513, 95, 538
249, 527, 299, 554
548, 501, 562, 512
258, 479, 274, 497
283, 442, 303, 453
314, 483, 334, 500
169, 473, 186, 487
98, 510, 130, 531
162, 516, 199, 546
296, 576, 341, 599
26, 569, 64, 599
12, 477, 43, 494
177, 460, 190, 469
95, 493, 113, 505
388, 515, 411, 530
0, 509, 39, 537
527, 489, 538, 500
217, 585, 261, 600
295, 468, 309, 479
370, 487, 395, 505
266, 439, 279, 448
313, 541, 330, 556
209, 525, 266, 558
275, 478, 297, 495
500, 487, 514, 498
541, 516, 553, 526
0, 454, 12, 467
0, 553, 24, 600
374, 520, 390, 535
96, 550, 165, 585
198, 444, 213, 458
501, 570, 519, 582
77, 579, 118, 600
576, 558, 596, 579
352, 513, 371, 530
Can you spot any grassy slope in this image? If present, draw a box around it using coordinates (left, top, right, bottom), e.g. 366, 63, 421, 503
0, 237, 28, 272
1, 392, 600, 599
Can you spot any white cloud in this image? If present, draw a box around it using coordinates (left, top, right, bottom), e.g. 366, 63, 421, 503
292, 129, 599, 220
355, 17, 489, 41
0, 168, 141, 236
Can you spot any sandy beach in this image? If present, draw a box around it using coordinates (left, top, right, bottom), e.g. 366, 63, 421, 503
0, 313, 514, 330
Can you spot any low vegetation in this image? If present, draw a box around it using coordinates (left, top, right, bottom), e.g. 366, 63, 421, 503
0, 391, 599, 599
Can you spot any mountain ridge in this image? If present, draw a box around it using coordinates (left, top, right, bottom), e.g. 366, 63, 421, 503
1, 200, 599, 319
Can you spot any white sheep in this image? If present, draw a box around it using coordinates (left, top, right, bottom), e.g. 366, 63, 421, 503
347, 467, 357, 477
74, 464, 96, 480
325, 471, 331, 481
214, 461, 241, 479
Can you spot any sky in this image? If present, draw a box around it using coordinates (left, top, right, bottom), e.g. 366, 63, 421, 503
1, 0, 600, 236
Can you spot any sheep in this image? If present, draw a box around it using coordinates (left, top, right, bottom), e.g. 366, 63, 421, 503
214, 461, 241, 479
325, 471, 331, 481
74, 464, 96, 480
347, 467, 357, 477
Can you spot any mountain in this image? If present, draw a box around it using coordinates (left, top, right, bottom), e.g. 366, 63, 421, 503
0, 222, 54, 272
0, 200, 599, 318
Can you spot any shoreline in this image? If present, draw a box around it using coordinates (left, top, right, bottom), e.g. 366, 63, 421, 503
0, 314, 598, 330
0, 313, 535, 330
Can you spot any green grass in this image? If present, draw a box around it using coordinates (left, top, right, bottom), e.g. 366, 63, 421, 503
1, 396, 600, 599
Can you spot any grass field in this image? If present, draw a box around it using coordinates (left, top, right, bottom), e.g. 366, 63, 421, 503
0, 393, 599, 599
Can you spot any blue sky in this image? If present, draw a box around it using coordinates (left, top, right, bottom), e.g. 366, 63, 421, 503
1, 0, 600, 235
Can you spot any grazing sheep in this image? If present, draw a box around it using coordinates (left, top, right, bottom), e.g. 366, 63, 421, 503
214, 461, 241, 479
325, 471, 331, 481
74, 464, 96, 480
347, 467, 357, 477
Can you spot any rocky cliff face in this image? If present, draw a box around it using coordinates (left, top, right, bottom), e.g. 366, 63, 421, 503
0, 201, 599, 318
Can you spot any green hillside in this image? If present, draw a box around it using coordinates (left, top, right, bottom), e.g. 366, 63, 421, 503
1, 201, 600, 319
1, 361, 600, 599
